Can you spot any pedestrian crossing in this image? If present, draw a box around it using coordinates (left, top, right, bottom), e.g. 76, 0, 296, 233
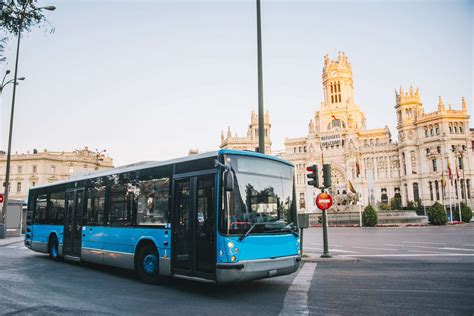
303, 240, 474, 257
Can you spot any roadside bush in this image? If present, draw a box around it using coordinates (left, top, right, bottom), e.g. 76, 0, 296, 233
427, 202, 448, 225
362, 205, 378, 227
461, 202, 473, 223
415, 200, 425, 216
390, 197, 402, 210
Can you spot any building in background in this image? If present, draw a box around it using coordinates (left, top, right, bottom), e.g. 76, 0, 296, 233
0, 147, 113, 201
220, 111, 272, 154
221, 53, 473, 211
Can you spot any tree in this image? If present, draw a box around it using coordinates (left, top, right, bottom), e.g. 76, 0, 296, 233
0, 37, 6, 62
0, 1, 52, 35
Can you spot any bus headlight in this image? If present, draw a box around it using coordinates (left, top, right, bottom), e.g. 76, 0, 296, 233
231, 255, 237, 262
234, 247, 239, 254
227, 241, 234, 249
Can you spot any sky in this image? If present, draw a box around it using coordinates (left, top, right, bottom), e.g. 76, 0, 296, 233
0, 0, 472, 166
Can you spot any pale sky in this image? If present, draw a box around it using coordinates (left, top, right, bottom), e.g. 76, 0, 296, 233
0, 0, 472, 166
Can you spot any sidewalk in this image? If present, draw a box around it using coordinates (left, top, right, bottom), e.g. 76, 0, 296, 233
302, 253, 358, 263
0, 236, 24, 247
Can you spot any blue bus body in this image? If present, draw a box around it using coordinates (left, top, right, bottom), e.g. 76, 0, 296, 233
25, 150, 300, 283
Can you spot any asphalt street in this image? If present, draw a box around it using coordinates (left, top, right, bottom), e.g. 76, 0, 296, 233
0, 224, 473, 315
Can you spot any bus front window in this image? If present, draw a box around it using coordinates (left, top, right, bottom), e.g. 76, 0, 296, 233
221, 155, 296, 235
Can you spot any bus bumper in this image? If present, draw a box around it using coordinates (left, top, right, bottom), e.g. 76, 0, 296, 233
216, 255, 300, 283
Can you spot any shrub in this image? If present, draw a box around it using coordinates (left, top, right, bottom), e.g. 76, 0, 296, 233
378, 202, 390, 211
427, 202, 448, 225
390, 197, 402, 210
461, 202, 473, 223
404, 201, 416, 210
362, 205, 378, 227
415, 200, 425, 216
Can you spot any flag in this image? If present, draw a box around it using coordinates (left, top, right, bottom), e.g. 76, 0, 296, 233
331, 114, 337, 120
448, 161, 453, 185
355, 151, 361, 178
441, 171, 446, 189
348, 180, 357, 194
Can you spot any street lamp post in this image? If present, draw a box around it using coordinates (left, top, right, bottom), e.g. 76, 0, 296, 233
256, 0, 265, 154
0, 5, 55, 238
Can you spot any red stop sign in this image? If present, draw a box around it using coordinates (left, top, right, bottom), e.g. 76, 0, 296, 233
316, 192, 333, 211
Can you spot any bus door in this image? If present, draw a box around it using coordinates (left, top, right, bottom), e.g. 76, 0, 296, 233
172, 173, 216, 279
63, 188, 84, 258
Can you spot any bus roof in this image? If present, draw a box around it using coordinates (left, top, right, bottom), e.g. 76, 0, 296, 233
31, 149, 293, 191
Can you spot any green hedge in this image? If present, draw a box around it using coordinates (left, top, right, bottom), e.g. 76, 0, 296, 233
461, 202, 473, 223
362, 205, 378, 227
427, 202, 448, 225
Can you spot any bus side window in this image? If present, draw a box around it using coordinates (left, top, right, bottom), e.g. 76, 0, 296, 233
35, 194, 48, 224
136, 177, 169, 226
86, 186, 106, 226
49, 192, 66, 225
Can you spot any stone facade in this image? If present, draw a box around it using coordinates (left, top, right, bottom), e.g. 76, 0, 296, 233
0, 147, 114, 201
221, 53, 474, 211
220, 111, 272, 154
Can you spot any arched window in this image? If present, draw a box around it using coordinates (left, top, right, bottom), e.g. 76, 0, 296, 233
435, 180, 440, 200
327, 119, 346, 130
413, 183, 420, 201
429, 181, 433, 201
459, 123, 463, 133
435, 124, 439, 135
424, 127, 428, 137
449, 124, 452, 133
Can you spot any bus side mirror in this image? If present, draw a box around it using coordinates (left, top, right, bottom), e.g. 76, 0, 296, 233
223, 170, 234, 192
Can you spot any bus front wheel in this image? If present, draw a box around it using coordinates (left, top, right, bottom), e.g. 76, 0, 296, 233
136, 244, 160, 284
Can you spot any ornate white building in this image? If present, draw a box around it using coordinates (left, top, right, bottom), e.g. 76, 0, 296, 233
0, 147, 114, 201
221, 53, 474, 211
220, 111, 272, 154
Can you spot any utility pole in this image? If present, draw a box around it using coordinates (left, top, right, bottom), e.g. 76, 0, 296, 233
256, 0, 265, 154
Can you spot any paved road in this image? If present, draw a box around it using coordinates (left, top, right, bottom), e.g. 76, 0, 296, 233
0, 224, 473, 315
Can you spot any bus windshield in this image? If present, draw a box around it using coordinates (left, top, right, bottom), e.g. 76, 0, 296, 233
221, 155, 297, 235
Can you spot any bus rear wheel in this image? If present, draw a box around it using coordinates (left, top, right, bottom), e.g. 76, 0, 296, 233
48, 236, 60, 261
136, 244, 160, 284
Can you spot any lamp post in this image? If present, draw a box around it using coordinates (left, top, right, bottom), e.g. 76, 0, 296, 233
256, 0, 265, 154
0, 4, 55, 238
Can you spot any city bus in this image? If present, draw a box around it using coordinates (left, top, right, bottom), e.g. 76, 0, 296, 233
25, 149, 300, 283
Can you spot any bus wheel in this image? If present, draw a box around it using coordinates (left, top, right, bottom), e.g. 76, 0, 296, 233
48, 236, 60, 261
137, 244, 160, 284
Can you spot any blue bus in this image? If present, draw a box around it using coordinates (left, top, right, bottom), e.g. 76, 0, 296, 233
25, 149, 300, 283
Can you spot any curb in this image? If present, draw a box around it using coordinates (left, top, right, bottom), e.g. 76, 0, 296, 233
301, 254, 358, 263
0, 237, 24, 247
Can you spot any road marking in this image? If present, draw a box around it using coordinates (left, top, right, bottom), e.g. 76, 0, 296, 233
401, 241, 446, 245
407, 249, 450, 254
331, 249, 357, 253
352, 246, 398, 251
341, 254, 474, 257
462, 243, 474, 247
441, 247, 474, 252
303, 247, 322, 251
387, 244, 474, 252
280, 262, 317, 316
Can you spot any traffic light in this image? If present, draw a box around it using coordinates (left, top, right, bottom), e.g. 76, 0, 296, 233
322, 164, 331, 188
306, 164, 319, 188
317, 215, 322, 224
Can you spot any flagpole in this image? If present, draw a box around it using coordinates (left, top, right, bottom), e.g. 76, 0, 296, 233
447, 156, 453, 223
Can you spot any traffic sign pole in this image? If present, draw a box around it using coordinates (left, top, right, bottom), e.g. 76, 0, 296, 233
321, 210, 331, 258
316, 191, 332, 258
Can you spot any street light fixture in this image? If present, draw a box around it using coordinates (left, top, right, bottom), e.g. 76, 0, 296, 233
1, 4, 55, 238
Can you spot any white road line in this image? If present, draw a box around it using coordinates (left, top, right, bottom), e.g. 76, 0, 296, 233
401, 241, 446, 245
387, 244, 474, 252
331, 249, 357, 253
462, 244, 474, 247
441, 247, 474, 252
351, 246, 398, 251
407, 249, 451, 254
280, 262, 317, 316
341, 254, 474, 257
303, 247, 322, 251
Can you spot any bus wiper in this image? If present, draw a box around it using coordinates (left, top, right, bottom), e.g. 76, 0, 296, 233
239, 222, 275, 241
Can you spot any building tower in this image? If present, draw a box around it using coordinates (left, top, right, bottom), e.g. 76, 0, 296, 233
319, 52, 365, 131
